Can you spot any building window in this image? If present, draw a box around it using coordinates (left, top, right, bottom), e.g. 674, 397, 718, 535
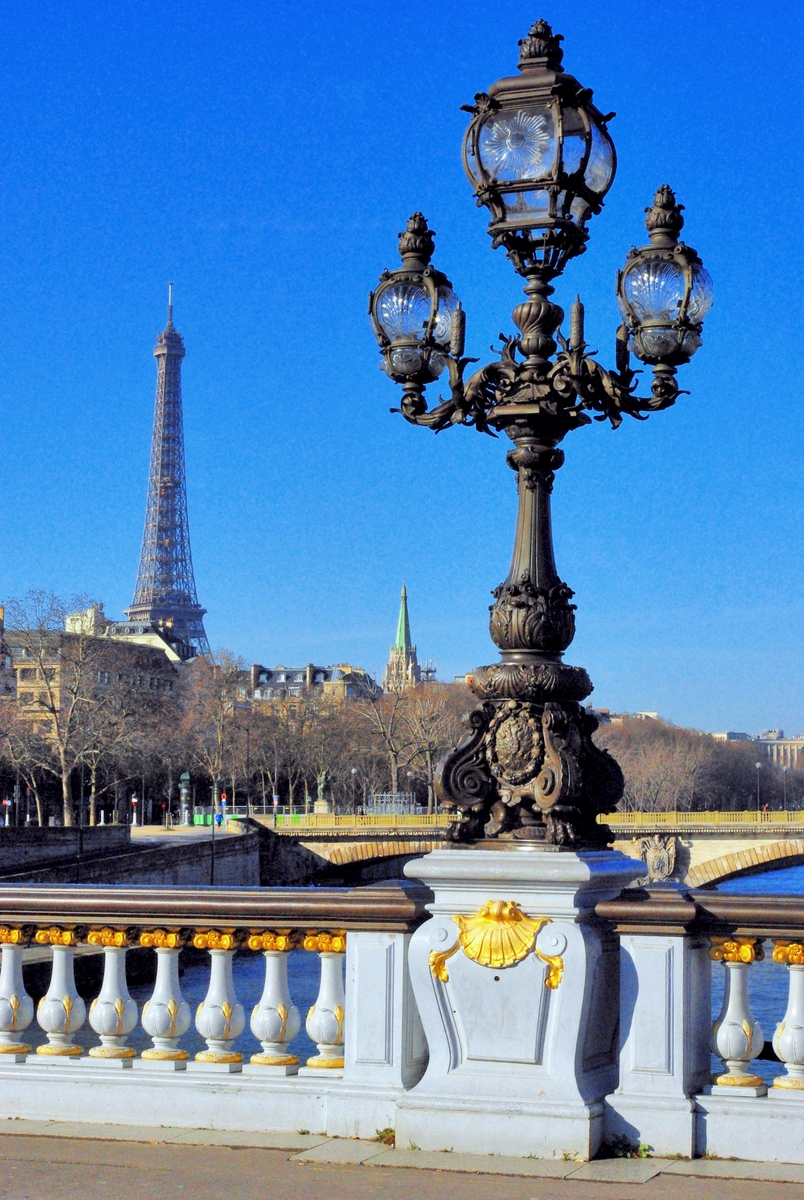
96, 671, 110, 685
19, 668, 37, 681
19, 692, 33, 705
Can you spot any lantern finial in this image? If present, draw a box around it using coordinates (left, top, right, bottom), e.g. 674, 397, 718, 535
518, 20, 564, 69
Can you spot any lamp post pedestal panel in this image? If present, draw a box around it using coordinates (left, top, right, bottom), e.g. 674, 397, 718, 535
397, 847, 640, 1159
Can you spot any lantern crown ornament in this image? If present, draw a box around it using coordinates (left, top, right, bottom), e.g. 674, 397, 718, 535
461, 18, 616, 280
369, 21, 713, 848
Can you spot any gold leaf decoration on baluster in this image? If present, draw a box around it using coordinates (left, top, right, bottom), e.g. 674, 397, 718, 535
87, 928, 131, 948
303, 932, 346, 953
710, 938, 765, 963
193, 929, 239, 951
773, 941, 804, 965
0, 926, 30, 946
34, 927, 79, 947
247, 930, 301, 952
139, 929, 187, 949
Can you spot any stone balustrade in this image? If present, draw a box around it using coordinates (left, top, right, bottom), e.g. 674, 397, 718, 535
2, 876, 804, 1162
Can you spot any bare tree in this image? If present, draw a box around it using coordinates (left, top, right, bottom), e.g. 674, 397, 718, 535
401, 683, 470, 812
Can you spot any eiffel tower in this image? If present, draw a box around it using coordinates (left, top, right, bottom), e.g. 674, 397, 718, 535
125, 286, 210, 657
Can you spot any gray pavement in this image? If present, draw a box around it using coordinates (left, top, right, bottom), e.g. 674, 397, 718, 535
1, 1122, 804, 1199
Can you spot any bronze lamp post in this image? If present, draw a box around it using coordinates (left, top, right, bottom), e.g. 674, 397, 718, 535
369, 20, 712, 847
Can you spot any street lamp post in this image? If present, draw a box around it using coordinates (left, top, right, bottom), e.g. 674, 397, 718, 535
756, 762, 762, 812
179, 772, 191, 826
783, 765, 789, 811
370, 20, 712, 847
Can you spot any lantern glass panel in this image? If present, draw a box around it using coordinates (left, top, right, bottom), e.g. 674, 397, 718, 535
619, 259, 685, 323
584, 120, 615, 195
561, 107, 586, 176
502, 189, 551, 218
687, 263, 713, 323
570, 197, 590, 226
387, 347, 424, 375
377, 283, 430, 341
478, 106, 556, 182
433, 286, 460, 346
636, 329, 679, 358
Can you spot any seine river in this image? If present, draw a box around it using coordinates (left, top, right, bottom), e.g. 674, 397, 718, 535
20, 863, 804, 1079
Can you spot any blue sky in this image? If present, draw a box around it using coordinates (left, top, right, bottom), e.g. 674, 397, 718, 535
0, 0, 802, 735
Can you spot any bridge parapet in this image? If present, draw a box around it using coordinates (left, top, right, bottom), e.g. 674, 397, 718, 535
603, 809, 804, 833
1, 876, 804, 1163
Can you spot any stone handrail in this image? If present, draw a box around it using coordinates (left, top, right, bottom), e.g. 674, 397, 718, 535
0, 881, 431, 933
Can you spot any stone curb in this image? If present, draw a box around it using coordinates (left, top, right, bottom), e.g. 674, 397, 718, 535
3, 1121, 804, 1184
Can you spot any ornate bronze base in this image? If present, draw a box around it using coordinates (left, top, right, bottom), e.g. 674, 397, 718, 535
436, 692, 623, 848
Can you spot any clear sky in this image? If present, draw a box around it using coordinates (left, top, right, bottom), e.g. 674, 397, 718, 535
0, 0, 802, 736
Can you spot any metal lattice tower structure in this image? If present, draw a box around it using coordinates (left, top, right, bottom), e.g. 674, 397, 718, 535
125, 286, 210, 657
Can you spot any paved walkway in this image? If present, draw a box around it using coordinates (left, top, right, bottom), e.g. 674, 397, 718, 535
1, 1122, 804, 1200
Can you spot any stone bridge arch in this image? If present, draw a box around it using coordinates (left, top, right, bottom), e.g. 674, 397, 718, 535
685, 837, 804, 887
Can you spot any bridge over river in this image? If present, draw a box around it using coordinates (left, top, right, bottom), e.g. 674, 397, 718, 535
234, 809, 804, 888
606, 809, 804, 886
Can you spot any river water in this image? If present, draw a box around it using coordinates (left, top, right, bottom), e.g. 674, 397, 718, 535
20, 863, 804, 1079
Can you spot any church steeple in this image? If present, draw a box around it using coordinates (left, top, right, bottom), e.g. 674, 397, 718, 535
382, 583, 423, 693
395, 584, 412, 653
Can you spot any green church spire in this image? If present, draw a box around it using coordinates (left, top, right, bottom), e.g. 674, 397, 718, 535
394, 583, 412, 653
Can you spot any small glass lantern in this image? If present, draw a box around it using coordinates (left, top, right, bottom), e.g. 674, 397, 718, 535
369, 213, 463, 386
462, 20, 616, 277
617, 185, 713, 366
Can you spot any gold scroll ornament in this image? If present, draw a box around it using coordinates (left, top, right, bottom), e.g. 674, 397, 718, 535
428, 900, 563, 988
773, 941, 804, 965
709, 938, 764, 964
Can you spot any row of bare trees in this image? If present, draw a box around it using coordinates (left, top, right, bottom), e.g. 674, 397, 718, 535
596, 718, 804, 812
0, 593, 472, 825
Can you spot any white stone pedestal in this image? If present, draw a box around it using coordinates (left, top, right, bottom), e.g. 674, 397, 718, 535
605, 918, 711, 1157
397, 846, 641, 1160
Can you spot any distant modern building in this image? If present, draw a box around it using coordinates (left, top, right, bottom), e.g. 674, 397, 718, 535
382, 584, 434, 693
125, 288, 210, 659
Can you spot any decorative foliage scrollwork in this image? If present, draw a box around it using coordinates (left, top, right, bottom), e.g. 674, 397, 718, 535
303, 932, 346, 953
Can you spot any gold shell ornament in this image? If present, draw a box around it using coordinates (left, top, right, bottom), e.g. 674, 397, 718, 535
429, 900, 563, 987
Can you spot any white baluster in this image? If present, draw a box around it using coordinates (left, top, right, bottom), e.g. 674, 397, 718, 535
35, 933, 86, 1059
86, 932, 138, 1063
301, 932, 346, 1072
0, 932, 34, 1061
139, 934, 191, 1068
710, 937, 766, 1095
247, 933, 300, 1073
772, 941, 804, 1091
192, 933, 245, 1070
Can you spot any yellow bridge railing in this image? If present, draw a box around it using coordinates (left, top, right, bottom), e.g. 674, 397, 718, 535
601, 810, 804, 829
270, 813, 452, 830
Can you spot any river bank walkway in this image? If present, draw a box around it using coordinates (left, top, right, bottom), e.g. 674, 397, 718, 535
1, 1121, 804, 1200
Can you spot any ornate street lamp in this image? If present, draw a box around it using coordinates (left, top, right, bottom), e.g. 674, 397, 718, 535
369, 20, 713, 846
